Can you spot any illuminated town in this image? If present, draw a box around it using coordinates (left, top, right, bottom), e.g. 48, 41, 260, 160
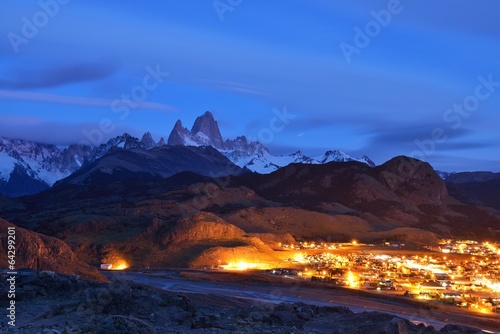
222, 239, 500, 314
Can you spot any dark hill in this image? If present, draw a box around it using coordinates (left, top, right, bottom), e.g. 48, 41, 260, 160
233, 156, 500, 239
446, 172, 500, 210
55, 145, 242, 186
234, 156, 448, 211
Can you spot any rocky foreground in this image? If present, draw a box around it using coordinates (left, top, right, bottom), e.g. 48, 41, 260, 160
0, 270, 487, 334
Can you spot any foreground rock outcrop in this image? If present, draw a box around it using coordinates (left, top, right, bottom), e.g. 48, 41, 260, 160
0, 219, 107, 282
0, 271, 485, 333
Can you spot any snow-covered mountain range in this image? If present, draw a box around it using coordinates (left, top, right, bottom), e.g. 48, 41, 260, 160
167, 111, 375, 173
0, 138, 91, 197
0, 111, 374, 197
0, 133, 165, 197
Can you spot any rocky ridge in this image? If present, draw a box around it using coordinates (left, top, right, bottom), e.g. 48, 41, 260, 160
0, 219, 107, 282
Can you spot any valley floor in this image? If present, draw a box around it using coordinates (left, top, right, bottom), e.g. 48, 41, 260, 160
1, 269, 498, 333
106, 269, 500, 333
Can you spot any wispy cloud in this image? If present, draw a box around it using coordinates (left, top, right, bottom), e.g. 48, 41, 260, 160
0, 90, 176, 111
196, 79, 273, 98
0, 60, 119, 89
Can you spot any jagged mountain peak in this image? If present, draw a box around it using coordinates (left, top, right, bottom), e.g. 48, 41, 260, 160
316, 150, 353, 164
167, 120, 191, 146
234, 136, 248, 143
190, 111, 223, 148
173, 119, 183, 129
168, 112, 230, 149
288, 150, 313, 163
141, 132, 156, 149
191, 111, 216, 129
197, 110, 215, 120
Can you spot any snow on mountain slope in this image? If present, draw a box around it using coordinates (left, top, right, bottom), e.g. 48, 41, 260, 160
230, 145, 375, 174
315, 150, 359, 164
0, 138, 72, 186
230, 150, 374, 174
0, 152, 17, 182
167, 112, 375, 174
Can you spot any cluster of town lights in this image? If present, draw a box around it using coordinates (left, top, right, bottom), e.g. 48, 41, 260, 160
275, 239, 500, 313
440, 240, 500, 256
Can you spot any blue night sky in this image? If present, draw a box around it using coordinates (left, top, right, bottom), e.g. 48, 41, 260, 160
1, 0, 499, 172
